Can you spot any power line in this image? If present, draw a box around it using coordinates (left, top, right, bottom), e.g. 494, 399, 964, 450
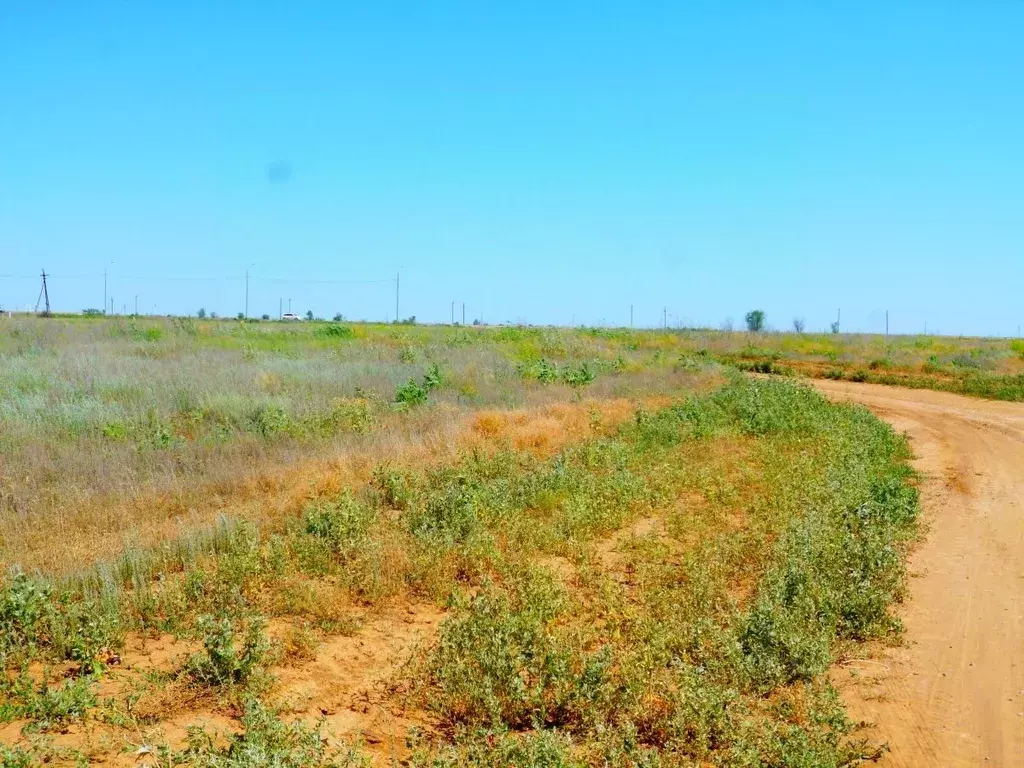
0, 273, 393, 284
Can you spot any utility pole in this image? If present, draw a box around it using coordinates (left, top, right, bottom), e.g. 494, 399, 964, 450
134, 295, 138, 316
395, 272, 400, 323
245, 270, 249, 319
885, 310, 889, 336
462, 303, 465, 325
279, 297, 282, 320
103, 270, 107, 315
451, 300, 455, 325
35, 270, 51, 316
288, 298, 292, 314
110, 297, 114, 316
663, 307, 667, 329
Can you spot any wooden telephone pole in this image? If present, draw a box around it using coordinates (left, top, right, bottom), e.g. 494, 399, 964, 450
35, 270, 51, 316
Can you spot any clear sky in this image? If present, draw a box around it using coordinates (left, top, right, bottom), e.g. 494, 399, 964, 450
2, 3, 1022, 334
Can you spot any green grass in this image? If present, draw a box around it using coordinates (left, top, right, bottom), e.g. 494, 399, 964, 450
1, 316, 719, 574
0, 316, 933, 763
0, 377, 918, 765
408, 377, 917, 765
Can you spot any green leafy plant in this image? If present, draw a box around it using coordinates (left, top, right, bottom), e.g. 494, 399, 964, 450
186, 614, 270, 689
177, 698, 368, 767
315, 324, 354, 339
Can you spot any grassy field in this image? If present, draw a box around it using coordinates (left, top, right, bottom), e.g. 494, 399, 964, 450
0, 316, 928, 765
0, 316, 1013, 573
708, 329, 1024, 401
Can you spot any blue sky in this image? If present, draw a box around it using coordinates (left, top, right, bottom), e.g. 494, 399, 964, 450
1, 3, 1022, 334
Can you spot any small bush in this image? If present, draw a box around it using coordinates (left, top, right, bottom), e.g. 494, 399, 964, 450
396, 364, 445, 406
178, 698, 368, 767
314, 324, 354, 340
413, 728, 581, 768
426, 572, 585, 729
396, 379, 429, 406
303, 493, 374, 562
373, 465, 416, 510
0, 670, 97, 732
186, 614, 270, 689
248, 404, 291, 437
0, 571, 53, 658
561, 362, 596, 388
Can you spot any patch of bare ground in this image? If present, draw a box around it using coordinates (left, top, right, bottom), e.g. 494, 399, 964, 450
269, 602, 445, 763
0, 605, 445, 765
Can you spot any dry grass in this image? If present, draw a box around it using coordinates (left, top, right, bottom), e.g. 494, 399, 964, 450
0, 316, 718, 575
0, 376, 918, 766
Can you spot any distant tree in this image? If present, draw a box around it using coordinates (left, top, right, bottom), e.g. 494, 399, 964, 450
721, 317, 734, 332
333, 313, 345, 322
745, 310, 765, 333
830, 320, 841, 334
473, 318, 482, 326
237, 312, 245, 320
792, 317, 805, 333
197, 308, 207, 319
305, 310, 314, 321
82, 308, 103, 316
210, 312, 218, 319
261, 314, 270, 321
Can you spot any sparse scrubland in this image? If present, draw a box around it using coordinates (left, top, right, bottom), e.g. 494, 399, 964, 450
0, 317, 929, 764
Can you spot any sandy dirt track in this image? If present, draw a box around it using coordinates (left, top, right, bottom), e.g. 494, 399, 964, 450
813, 380, 1024, 766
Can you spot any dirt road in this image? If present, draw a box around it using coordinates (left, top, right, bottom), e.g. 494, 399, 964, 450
813, 380, 1024, 766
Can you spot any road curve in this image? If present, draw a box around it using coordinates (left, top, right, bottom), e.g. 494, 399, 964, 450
813, 380, 1024, 767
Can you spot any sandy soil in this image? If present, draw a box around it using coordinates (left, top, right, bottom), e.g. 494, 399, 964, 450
814, 380, 1024, 766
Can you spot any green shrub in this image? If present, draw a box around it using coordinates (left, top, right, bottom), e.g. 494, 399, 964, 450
0, 670, 97, 732
396, 364, 445, 406
178, 698, 368, 767
373, 465, 416, 510
314, 324, 354, 340
0, 572, 53, 659
537, 359, 559, 384
186, 614, 270, 688
412, 728, 582, 768
407, 469, 486, 545
248, 404, 291, 436
561, 362, 595, 388
396, 379, 429, 406
303, 493, 374, 562
423, 362, 444, 390
101, 421, 130, 440
426, 572, 584, 729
